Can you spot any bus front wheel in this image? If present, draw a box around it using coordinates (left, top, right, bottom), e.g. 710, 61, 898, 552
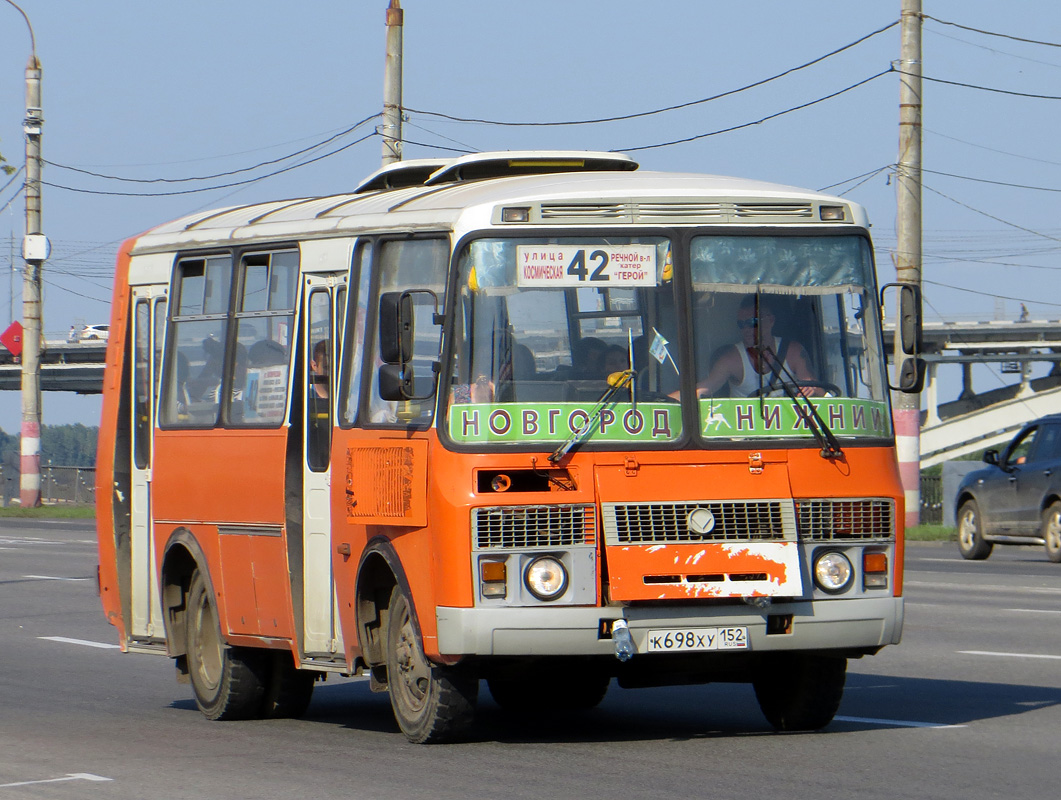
385, 586, 477, 743
753, 654, 846, 732
186, 568, 267, 720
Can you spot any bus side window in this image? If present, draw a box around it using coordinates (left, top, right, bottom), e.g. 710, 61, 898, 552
161, 255, 233, 428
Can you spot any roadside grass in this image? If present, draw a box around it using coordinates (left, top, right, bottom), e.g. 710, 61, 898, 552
907, 524, 957, 542
0, 504, 95, 519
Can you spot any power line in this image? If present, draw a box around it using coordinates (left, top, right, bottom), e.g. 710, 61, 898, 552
818, 164, 894, 194
403, 20, 899, 128
44, 114, 381, 184
922, 183, 1061, 245
616, 69, 892, 153
42, 131, 379, 197
923, 278, 1061, 308
926, 129, 1061, 168
922, 168, 1061, 193
923, 14, 1061, 49
894, 68, 1061, 100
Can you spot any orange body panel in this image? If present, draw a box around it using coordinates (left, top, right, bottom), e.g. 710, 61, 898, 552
151, 429, 287, 524
95, 238, 136, 641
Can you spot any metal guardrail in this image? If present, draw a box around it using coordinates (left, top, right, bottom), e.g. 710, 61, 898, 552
920, 473, 943, 525
0, 465, 95, 507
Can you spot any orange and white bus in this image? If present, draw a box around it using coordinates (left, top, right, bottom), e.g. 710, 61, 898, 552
96, 151, 922, 743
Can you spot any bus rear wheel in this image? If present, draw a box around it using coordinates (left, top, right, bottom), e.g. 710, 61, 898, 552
385, 586, 477, 743
753, 654, 846, 732
186, 568, 267, 720
262, 652, 316, 719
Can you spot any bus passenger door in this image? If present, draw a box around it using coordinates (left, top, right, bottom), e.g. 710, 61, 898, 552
130, 287, 167, 641
302, 274, 346, 656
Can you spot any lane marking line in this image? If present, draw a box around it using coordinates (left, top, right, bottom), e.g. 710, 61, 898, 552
23, 575, 90, 582
906, 580, 1061, 595
834, 715, 966, 729
0, 773, 113, 788
1005, 608, 1061, 615
38, 636, 120, 650
960, 649, 1061, 660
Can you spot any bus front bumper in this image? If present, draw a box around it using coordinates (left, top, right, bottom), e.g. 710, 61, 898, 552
436, 596, 903, 657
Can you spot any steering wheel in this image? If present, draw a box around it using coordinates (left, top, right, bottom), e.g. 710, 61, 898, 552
636, 390, 681, 404
757, 380, 842, 398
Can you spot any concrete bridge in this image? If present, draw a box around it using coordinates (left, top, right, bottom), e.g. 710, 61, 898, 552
4, 320, 1061, 466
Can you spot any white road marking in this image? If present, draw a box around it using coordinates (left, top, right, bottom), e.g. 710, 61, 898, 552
1005, 608, 1061, 615
834, 715, 966, 729
38, 636, 120, 649
960, 649, 1061, 660
0, 773, 112, 788
23, 575, 89, 582
906, 580, 1061, 595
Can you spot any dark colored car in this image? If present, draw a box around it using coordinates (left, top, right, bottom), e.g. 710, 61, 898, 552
955, 414, 1061, 562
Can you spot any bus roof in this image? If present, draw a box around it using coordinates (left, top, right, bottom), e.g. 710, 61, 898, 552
130, 158, 868, 255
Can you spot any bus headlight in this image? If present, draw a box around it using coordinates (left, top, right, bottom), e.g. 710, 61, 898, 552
523, 556, 568, 601
814, 551, 853, 594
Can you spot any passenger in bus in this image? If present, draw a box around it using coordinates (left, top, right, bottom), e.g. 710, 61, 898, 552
602, 344, 630, 378
574, 336, 608, 379
309, 339, 330, 401
186, 336, 224, 401
693, 296, 823, 398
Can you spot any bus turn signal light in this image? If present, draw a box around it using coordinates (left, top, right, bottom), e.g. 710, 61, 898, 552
863, 552, 888, 589
481, 560, 507, 598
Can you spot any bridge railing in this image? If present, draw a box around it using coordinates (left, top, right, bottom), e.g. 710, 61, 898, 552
0, 465, 95, 507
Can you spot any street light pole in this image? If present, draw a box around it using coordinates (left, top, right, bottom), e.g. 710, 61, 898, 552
4, 0, 46, 507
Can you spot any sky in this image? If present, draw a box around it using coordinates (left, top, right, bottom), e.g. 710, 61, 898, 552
0, 0, 1059, 434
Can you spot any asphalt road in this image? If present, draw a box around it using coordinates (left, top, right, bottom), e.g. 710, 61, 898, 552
1, 520, 1058, 800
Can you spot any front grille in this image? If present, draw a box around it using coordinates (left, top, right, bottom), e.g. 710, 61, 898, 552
473, 504, 596, 549
602, 500, 796, 544
797, 498, 895, 541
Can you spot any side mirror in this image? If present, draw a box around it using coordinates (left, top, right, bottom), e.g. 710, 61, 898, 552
881, 282, 926, 393
983, 449, 999, 466
379, 291, 414, 365
376, 289, 441, 403
378, 363, 413, 401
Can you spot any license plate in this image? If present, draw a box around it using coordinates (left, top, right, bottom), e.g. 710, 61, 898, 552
644, 626, 748, 652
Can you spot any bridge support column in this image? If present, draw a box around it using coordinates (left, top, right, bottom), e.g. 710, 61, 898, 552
924, 362, 940, 426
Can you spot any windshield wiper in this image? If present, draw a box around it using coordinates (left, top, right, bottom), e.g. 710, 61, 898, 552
549, 369, 635, 463
758, 348, 843, 460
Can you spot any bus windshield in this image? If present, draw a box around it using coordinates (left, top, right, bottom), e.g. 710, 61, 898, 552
445, 232, 890, 449
689, 234, 891, 442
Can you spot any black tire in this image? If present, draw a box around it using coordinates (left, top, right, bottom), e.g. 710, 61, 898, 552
186, 568, 267, 720
753, 654, 846, 732
1041, 502, 1061, 563
487, 668, 609, 713
957, 499, 993, 560
262, 652, 316, 719
386, 586, 477, 743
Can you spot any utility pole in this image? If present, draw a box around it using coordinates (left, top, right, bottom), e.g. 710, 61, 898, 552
381, 0, 404, 166
895, 0, 922, 527
4, 0, 47, 508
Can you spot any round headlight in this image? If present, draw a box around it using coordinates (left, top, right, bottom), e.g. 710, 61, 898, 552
814, 551, 853, 594
524, 556, 568, 601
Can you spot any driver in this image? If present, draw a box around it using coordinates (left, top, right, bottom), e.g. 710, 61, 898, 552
694, 296, 824, 398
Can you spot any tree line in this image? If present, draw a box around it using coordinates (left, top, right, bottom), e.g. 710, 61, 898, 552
0, 424, 99, 472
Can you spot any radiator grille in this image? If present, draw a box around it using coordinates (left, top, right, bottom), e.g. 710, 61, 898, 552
797, 498, 895, 541
602, 500, 796, 544
473, 505, 596, 549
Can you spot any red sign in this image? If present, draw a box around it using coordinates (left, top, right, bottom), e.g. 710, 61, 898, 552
1, 321, 23, 357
